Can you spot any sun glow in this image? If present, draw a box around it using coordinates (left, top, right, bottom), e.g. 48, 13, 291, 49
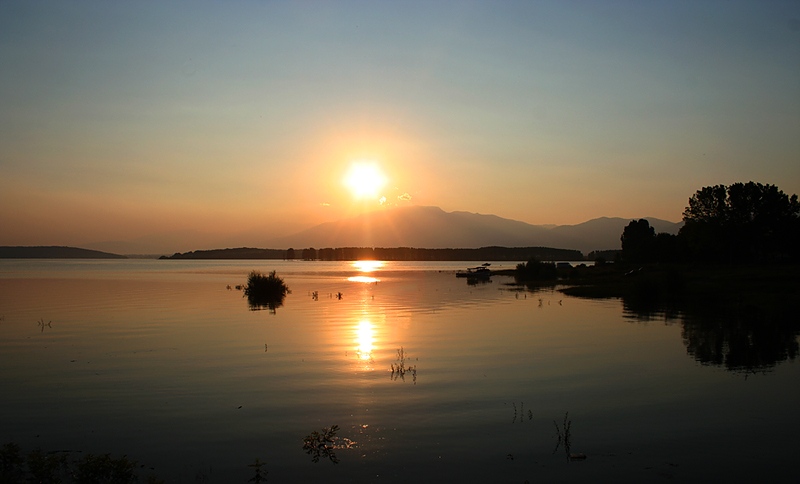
348, 260, 383, 283
356, 320, 374, 361
353, 260, 384, 272
344, 162, 387, 200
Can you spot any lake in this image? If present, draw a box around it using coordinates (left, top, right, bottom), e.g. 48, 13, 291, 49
0, 259, 798, 482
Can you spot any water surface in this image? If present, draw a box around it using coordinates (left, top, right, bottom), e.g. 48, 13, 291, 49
0, 260, 797, 482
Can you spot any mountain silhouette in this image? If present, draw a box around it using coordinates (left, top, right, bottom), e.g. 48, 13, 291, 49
268, 206, 681, 254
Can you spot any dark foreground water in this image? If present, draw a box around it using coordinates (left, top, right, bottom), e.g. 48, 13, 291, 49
1, 260, 798, 482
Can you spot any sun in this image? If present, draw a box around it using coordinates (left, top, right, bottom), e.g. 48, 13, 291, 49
343, 161, 387, 200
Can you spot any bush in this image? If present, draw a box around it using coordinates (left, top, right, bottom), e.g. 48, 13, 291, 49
244, 270, 290, 312
515, 259, 558, 282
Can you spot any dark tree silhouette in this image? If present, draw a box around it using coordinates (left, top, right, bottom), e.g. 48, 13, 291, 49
680, 182, 800, 262
621, 219, 655, 263
652, 232, 680, 263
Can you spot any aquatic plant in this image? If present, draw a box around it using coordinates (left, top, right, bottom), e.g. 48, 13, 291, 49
0, 442, 153, 483
552, 412, 586, 461
73, 452, 138, 483
302, 425, 356, 464
510, 402, 533, 423
243, 270, 291, 312
390, 347, 417, 384
248, 458, 268, 483
552, 412, 571, 459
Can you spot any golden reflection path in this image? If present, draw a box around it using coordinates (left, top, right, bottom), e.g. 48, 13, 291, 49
352, 260, 384, 272
348, 262, 387, 371
355, 319, 374, 363
348, 260, 384, 283
348, 275, 380, 283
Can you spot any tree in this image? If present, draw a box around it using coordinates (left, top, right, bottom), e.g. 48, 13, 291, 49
621, 219, 655, 263
680, 182, 800, 262
652, 232, 680, 263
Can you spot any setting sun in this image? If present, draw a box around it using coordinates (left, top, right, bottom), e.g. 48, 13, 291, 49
344, 162, 387, 200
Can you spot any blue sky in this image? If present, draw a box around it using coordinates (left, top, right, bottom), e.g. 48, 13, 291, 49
1, 1, 798, 251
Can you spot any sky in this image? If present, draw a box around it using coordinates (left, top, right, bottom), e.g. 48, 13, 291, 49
2, 0, 799, 252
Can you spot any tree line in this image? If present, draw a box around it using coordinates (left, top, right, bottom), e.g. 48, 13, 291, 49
621, 182, 800, 264
163, 246, 583, 261
293, 246, 583, 261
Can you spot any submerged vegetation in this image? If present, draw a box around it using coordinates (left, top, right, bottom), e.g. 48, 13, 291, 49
0, 442, 159, 484
243, 270, 290, 312
301, 425, 355, 464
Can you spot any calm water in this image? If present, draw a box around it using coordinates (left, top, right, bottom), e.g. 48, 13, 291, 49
0, 259, 798, 482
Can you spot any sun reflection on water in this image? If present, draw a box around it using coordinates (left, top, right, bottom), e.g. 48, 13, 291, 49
355, 320, 375, 366
349, 260, 384, 283
348, 275, 380, 283
352, 260, 384, 272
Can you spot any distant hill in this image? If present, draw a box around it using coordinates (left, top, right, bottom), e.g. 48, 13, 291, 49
267, 206, 681, 254
0, 246, 127, 259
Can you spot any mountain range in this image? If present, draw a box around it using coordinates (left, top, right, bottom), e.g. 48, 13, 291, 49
80, 206, 681, 256
266, 206, 681, 255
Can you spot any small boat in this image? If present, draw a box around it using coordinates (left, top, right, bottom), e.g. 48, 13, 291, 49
456, 264, 492, 278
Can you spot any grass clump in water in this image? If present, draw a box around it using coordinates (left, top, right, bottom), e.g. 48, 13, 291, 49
244, 270, 291, 312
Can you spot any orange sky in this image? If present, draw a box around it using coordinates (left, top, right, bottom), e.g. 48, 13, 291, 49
2, 2, 798, 253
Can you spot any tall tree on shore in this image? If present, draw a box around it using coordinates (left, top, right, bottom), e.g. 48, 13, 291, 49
621, 219, 656, 263
679, 182, 800, 262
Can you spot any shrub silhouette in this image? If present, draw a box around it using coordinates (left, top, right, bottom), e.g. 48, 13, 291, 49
244, 271, 290, 312
515, 258, 557, 282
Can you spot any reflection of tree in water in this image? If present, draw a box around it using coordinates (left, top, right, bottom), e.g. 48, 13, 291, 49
681, 313, 799, 373
243, 270, 290, 314
247, 293, 286, 314
623, 293, 799, 373
622, 298, 682, 324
